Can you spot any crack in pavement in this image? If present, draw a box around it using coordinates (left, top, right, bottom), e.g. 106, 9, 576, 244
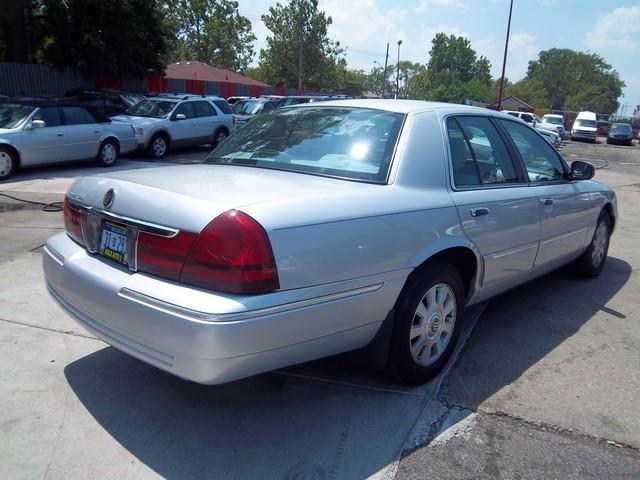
0, 317, 100, 341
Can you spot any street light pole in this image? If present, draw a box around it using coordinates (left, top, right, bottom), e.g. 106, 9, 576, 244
382, 43, 389, 98
395, 40, 402, 99
497, 0, 513, 111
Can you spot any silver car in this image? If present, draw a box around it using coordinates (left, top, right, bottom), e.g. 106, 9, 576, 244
0, 101, 137, 179
112, 95, 235, 159
43, 100, 617, 386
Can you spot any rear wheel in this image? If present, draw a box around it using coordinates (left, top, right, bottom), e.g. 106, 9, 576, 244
573, 210, 611, 278
0, 147, 17, 180
388, 261, 465, 385
211, 128, 228, 148
148, 134, 169, 159
96, 139, 119, 167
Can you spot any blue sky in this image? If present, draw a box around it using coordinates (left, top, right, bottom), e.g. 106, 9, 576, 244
238, 0, 640, 113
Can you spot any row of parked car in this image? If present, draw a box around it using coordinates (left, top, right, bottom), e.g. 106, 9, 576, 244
0, 89, 355, 179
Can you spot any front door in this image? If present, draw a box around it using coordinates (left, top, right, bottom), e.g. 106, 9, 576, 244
446, 116, 541, 288
20, 107, 69, 165
498, 118, 596, 266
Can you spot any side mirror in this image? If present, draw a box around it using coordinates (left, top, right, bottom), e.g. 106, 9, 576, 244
173, 113, 186, 121
570, 160, 595, 180
30, 119, 46, 129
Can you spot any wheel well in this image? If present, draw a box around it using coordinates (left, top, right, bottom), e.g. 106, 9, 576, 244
102, 136, 120, 150
215, 126, 229, 135
0, 143, 21, 168
410, 247, 478, 298
603, 203, 615, 232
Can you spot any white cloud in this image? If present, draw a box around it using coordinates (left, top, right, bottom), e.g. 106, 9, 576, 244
585, 5, 640, 51
414, 0, 466, 14
507, 32, 538, 80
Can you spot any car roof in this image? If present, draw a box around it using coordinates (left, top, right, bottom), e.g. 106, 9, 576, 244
543, 114, 563, 118
2, 98, 85, 108
287, 98, 502, 116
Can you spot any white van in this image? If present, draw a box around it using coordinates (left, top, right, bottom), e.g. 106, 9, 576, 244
572, 111, 598, 143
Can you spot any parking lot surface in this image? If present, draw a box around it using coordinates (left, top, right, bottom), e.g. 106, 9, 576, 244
1, 140, 639, 479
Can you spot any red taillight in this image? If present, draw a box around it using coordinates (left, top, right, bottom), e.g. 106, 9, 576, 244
180, 210, 279, 294
63, 197, 84, 244
137, 231, 197, 280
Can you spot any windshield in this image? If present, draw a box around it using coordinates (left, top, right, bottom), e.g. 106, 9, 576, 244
205, 107, 404, 183
234, 101, 264, 115
0, 103, 34, 128
575, 119, 596, 128
124, 99, 175, 118
543, 116, 563, 125
122, 93, 146, 106
611, 123, 631, 132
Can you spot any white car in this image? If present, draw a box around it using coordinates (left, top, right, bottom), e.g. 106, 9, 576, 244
113, 95, 235, 158
572, 111, 598, 143
503, 110, 560, 148
541, 114, 568, 139
0, 100, 137, 179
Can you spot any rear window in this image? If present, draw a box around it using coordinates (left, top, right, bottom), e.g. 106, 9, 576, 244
206, 107, 404, 183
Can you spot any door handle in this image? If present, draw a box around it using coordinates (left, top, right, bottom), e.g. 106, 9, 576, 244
470, 207, 490, 217
56, 133, 65, 137
540, 198, 554, 206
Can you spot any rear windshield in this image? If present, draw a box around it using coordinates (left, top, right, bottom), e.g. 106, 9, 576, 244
206, 107, 404, 183
575, 119, 596, 128
234, 100, 265, 115
0, 103, 34, 128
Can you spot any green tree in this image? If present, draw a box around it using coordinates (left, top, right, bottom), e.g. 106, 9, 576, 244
526, 48, 624, 112
506, 78, 550, 108
418, 33, 493, 103
165, 0, 256, 72
259, 0, 343, 90
0, 0, 45, 63
40, 0, 170, 77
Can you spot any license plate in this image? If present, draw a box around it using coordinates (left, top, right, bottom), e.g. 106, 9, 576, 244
99, 221, 128, 266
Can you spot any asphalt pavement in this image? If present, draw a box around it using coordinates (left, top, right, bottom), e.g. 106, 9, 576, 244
0, 140, 638, 479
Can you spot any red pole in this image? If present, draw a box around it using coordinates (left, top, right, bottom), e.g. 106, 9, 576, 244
497, 0, 513, 111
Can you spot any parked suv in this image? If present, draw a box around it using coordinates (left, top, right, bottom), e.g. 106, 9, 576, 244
233, 97, 280, 127
541, 114, 568, 139
112, 95, 235, 158
64, 88, 146, 117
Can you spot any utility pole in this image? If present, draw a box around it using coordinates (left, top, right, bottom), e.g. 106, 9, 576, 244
382, 43, 389, 98
395, 40, 402, 99
298, 8, 304, 91
497, 0, 513, 111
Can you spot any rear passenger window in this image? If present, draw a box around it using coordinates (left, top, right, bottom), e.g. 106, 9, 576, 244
447, 116, 519, 187
192, 101, 216, 117
212, 100, 233, 114
62, 107, 95, 125
499, 120, 566, 182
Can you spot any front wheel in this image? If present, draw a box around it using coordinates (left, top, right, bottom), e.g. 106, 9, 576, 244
148, 134, 169, 159
0, 147, 17, 180
388, 261, 465, 385
573, 210, 611, 278
96, 139, 119, 167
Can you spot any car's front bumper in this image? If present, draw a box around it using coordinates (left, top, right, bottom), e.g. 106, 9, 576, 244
571, 130, 597, 141
607, 136, 633, 144
43, 233, 404, 384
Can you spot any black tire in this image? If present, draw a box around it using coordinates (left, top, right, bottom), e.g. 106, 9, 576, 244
573, 210, 611, 278
148, 133, 169, 159
388, 260, 465, 385
0, 146, 17, 180
211, 128, 229, 148
96, 138, 119, 167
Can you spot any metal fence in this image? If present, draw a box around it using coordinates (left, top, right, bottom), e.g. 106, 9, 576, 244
0, 62, 303, 98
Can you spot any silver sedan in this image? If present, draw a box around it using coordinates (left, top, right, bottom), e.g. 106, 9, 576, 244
43, 100, 616, 385
0, 101, 137, 179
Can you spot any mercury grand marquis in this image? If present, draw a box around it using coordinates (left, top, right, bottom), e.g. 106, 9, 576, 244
43, 100, 616, 385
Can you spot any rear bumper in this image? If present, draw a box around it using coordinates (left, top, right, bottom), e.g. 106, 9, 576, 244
43, 233, 404, 384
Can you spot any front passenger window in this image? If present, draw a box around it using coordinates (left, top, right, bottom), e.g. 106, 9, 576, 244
174, 102, 195, 119
500, 120, 565, 182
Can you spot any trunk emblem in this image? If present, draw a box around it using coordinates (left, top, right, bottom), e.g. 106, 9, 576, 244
103, 189, 116, 208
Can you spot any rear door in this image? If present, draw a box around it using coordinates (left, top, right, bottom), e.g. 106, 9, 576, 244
20, 107, 68, 165
446, 115, 541, 288
62, 106, 101, 160
191, 100, 220, 143
498, 118, 597, 266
